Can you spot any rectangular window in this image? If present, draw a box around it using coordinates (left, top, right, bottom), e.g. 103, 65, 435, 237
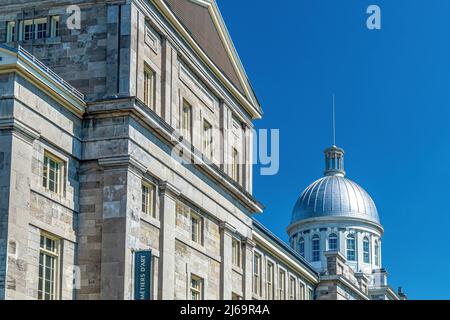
36, 21, 47, 39
289, 277, 296, 300
144, 65, 156, 110
253, 253, 261, 296
299, 282, 305, 300
308, 288, 314, 300
43, 152, 65, 195
6, 21, 15, 42
141, 183, 156, 218
231, 148, 239, 182
23, 21, 35, 40
203, 120, 213, 159
190, 275, 203, 300
266, 261, 274, 300
232, 238, 241, 268
278, 269, 285, 300
38, 234, 59, 300
191, 212, 203, 245
51, 16, 60, 37
182, 100, 192, 142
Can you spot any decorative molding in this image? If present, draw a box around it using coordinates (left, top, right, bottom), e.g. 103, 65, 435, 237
98, 155, 148, 175
158, 181, 181, 198
0, 118, 40, 144
242, 237, 256, 249
219, 221, 236, 234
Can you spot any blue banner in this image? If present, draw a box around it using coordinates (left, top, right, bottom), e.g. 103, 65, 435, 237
134, 250, 152, 300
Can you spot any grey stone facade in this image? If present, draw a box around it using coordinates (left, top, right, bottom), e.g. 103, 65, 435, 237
0, 0, 319, 300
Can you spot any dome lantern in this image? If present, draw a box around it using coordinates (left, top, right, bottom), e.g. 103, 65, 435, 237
324, 145, 345, 177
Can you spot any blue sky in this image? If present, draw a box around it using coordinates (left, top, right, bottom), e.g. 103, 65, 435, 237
219, 0, 450, 299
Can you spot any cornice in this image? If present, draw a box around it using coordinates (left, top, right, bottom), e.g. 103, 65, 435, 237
158, 181, 181, 198
0, 118, 40, 144
98, 154, 148, 176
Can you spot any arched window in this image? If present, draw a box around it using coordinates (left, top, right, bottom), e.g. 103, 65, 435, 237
312, 235, 320, 262
346, 234, 356, 261
298, 237, 305, 258
328, 233, 338, 251
375, 240, 380, 266
363, 237, 370, 263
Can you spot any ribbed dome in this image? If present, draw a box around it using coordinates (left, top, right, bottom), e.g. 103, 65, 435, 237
291, 175, 380, 225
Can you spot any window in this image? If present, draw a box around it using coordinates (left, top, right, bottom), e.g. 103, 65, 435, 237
23, 21, 35, 40
141, 182, 156, 218
6, 21, 15, 42
51, 16, 60, 37
253, 253, 262, 296
231, 148, 239, 182
144, 65, 156, 110
43, 152, 65, 195
298, 237, 305, 258
21, 18, 48, 41
232, 238, 241, 268
346, 234, 356, 261
36, 21, 47, 39
38, 234, 59, 300
312, 235, 320, 262
203, 120, 213, 159
363, 237, 370, 263
266, 262, 274, 300
375, 240, 380, 266
278, 269, 285, 300
328, 233, 338, 251
299, 282, 305, 300
191, 212, 203, 245
181, 100, 192, 142
308, 288, 314, 300
190, 275, 203, 300
289, 277, 296, 300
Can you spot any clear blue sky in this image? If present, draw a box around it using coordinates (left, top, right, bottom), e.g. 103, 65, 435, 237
219, 0, 450, 299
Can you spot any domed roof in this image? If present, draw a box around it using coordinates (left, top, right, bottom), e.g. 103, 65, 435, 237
291, 175, 380, 224
290, 145, 380, 225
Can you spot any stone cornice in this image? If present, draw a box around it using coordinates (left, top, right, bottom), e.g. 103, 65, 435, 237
158, 181, 181, 198
219, 221, 237, 235
98, 155, 148, 175
0, 118, 40, 144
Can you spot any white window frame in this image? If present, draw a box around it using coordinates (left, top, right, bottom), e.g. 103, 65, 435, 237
328, 233, 338, 251
50, 16, 60, 37
190, 274, 203, 300
38, 233, 60, 300
202, 120, 213, 160
6, 21, 16, 42
43, 151, 65, 196
346, 234, 356, 261
363, 237, 370, 263
298, 237, 305, 257
289, 276, 297, 300
141, 181, 156, 219
181, 100, 192, 142
231, 147, 239, 182
144, 64, 156, 110
311, 235, 320, 262
232, 238, 241, 268
375, 240, 380, 266
20, 18, 48, 41
190, 212, 203, 245
278, 268, 286, 300
298, 281, 306, 300
266, 260, 274, 300
253, 252, 262, 296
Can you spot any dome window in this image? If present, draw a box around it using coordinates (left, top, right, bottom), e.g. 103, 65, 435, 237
328, 233, 338, 251
298, 237, 305, 258
375, 240, 380, 266
346, 234, 356, 261
363, 237, 370, 263
312, 235, 320, 262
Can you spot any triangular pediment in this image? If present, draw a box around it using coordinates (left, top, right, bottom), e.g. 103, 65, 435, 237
161, 0, 262, 117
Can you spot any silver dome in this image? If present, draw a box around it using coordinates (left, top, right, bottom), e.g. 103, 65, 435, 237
291, 175, 380, 225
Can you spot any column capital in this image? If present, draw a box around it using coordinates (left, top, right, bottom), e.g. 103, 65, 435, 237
242, 237, 256, 249
219, 221, 236, 235
158, 181, 181, 198
98, 155, 148, 175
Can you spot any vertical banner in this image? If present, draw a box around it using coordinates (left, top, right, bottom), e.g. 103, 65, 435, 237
134, 250, 152, 300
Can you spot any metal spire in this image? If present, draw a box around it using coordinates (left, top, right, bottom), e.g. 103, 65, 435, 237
332, 93, 336, 146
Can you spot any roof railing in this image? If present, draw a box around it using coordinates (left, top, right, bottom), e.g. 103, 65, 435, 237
7, 45, 85, 101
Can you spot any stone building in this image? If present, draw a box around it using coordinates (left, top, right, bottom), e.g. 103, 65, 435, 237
0, 0, 404, 301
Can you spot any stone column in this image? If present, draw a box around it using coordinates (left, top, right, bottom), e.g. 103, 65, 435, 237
242, 237, 255, 300
219, 222, 235, 300
157, 181, 180, 300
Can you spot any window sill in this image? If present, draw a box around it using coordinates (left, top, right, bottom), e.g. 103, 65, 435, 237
30, 186, 77, 212
140, 214, 160, 229
232, 265, 243, 275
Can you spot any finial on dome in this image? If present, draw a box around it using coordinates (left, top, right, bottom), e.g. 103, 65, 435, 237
325, 95, 345, 176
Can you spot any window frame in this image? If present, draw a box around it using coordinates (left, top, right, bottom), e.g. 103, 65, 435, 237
375, 240, 380, 266
298, 237, 305, 258
278, 268, 286, 300
346, 234, 356, 261
181, 100, 193, 142
311, 235, 320, 262
141, 181, 156, 219
190, 274, 204, 300
232, 238, 241, 268
328, 233, 338, 251
266, 261, 274, 300
143, 64, 156, 110
38, 233, 60, 300
231, 147, 239, 182
202, 119, 213, 160
50, 16, 60, 37
6, 21, 16, 42
42, 151, 65, 196
289, 276, 297, 300
253, 252, 262, 296
190, 212, 203, 245
363, 237, 370, 263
